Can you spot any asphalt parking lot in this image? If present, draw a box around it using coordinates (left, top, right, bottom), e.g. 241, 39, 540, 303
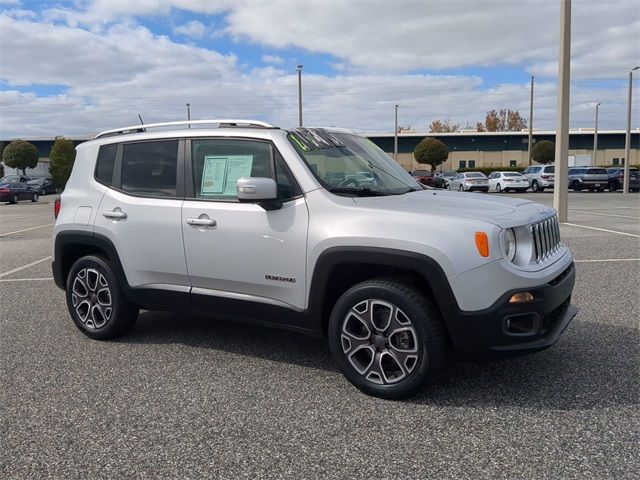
1, 192, 639, 479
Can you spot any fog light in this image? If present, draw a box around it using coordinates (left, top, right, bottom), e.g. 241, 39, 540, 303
509, 292, 534, 304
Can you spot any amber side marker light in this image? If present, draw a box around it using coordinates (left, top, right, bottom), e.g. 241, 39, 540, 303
475, 231, 489, 257
509, 292, 534, 304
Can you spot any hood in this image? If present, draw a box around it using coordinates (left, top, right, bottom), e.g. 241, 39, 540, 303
352, 190, 555, 228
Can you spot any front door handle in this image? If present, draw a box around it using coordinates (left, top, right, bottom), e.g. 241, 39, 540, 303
102, 209, 127, 220
186, 217, 217, 227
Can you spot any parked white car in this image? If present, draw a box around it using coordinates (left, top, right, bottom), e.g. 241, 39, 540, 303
52, 119, 576, 399
488, 172, 530, 193
522, 165, 555, 192
447, 172, 489, 192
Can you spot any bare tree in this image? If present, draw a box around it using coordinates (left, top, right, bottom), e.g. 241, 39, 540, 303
428, 119, 460, 133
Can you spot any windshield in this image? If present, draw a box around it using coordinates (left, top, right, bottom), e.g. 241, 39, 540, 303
288, 128, 421, 195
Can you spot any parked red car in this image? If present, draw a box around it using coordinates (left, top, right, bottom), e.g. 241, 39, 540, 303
410, 170, 435, 187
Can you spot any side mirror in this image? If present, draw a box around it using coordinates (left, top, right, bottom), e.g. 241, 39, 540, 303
237, 177, 282, 210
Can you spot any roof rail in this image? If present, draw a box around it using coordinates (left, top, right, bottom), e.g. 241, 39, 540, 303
95, 119, 278, 139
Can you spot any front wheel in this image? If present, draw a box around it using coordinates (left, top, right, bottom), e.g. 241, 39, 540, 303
328, 279, 446, 399
66, 255, 138, 340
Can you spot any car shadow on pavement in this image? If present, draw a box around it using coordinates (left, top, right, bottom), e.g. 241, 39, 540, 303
123, 311, 638, 410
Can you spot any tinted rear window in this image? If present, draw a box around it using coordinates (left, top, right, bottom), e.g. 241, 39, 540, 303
543, 166, 555, 173
504, 172, 523, 177
121, 140, 179, 197
466, 172, 485, 178
95, 144, 117, 186
587, 168, 607, 174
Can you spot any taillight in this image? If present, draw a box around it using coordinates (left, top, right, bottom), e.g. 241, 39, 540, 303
0, 188, 9, 193
541, 175, 550, 179
54, 198, 61, 219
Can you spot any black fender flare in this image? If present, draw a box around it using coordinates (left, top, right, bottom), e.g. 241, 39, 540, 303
304, 246, 460, 333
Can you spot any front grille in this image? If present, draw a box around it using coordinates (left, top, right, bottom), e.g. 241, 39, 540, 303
531, 215, 561, 263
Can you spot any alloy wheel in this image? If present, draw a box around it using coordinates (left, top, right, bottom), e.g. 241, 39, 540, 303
340, 299, 420, 385
71, 268, 113, 329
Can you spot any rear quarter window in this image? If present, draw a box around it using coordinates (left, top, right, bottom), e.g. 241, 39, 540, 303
95, 143, 118, 186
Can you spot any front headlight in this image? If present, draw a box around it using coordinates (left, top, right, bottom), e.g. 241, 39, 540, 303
500, 228, 517, 262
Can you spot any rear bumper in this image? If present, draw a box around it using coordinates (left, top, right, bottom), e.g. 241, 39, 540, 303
445, 262, 577, 359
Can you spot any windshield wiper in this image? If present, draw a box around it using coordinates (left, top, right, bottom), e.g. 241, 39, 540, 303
327, 187, 393, 196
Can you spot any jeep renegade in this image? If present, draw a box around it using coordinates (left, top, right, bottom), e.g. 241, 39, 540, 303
52, 120, 577, 399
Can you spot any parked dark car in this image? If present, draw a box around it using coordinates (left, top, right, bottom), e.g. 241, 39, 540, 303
26, 177, 57, 195
1, 174, 32, 183
410, 169, 436, 187
567, 167, 609, 191
607, 167, 639, 192
0, 182, 39, 203
438, 170, 458, 189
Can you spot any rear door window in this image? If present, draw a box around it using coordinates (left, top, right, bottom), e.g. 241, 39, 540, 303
121, 140, 179, 197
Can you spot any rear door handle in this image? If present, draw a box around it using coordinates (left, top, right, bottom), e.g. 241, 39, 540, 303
186, 218, 217, 227
102, 210, 127, 220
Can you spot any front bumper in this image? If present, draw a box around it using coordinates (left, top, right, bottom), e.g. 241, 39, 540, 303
445, 262, 577, 359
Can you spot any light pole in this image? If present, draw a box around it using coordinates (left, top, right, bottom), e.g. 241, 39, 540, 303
593, 102, 601, 165
186, 103, 191, 128
554, 0, 571, 222
528, 75, 534, 165
297, 64, 303, 127
394, 104, 399, 162
623, 66, 639, 194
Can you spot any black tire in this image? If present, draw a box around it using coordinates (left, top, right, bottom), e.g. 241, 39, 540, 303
32, 192, 38, 202
496, 183, 502, 193
66, 255, 138, 340
531, 180, 540, 192
41, 188, 46, 196
571, 180, 582, 192
458, 184, 464, 192
328, 278, 447, 399
11, 194, 19, 204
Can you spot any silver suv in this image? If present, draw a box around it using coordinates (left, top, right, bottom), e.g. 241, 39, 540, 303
522, 165, 555, 192
52, 120, 577, 399
568, 167, 609, 192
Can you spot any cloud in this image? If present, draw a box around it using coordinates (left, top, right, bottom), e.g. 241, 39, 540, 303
261, 54, 284, 65
173, 20, 206, 38
0, 3, 638, 138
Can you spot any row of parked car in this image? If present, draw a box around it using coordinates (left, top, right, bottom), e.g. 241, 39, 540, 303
0, 174, 57, 204
410, 167, 640, 193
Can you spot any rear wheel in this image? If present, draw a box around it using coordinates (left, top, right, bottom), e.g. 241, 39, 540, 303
32, 192, 39, 202
66, 255, 138, 340
458, 184, 464, 192
571, 180, 582, 191
11, 193, 18, 204
328, 279, 446, 399
531, 180, 540, 192
496, 183, 502, 192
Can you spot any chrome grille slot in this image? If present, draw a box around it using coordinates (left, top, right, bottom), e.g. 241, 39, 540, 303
530, 215, 561, 263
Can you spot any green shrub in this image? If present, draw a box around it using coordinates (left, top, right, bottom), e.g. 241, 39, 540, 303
413, 138, 449, 172
49, 137, 76, 189
2, 140, 39, 175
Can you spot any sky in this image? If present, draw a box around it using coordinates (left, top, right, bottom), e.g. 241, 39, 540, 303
0, 0, 638, 138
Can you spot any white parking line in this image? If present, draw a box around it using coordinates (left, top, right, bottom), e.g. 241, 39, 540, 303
0, 223, 54, 237
567, 203, 638, 210
574, 258, 640, 263
569, 210, 640, 220
0, 256, 52, 278
0, 277, 54, 282
562, 223, 640, 238
0, 212, 52, 221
